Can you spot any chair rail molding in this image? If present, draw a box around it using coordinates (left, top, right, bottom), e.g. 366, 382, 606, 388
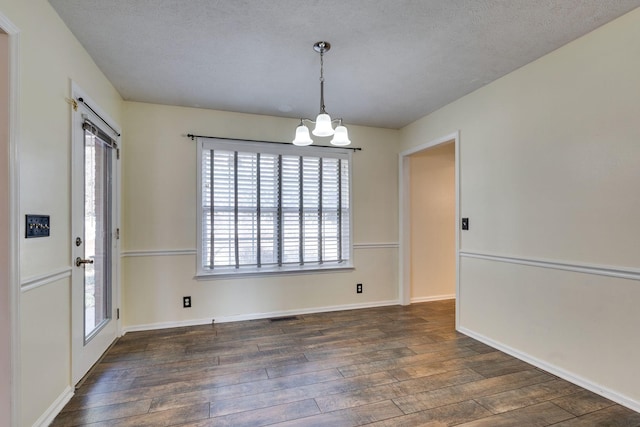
459, 251, 640, 282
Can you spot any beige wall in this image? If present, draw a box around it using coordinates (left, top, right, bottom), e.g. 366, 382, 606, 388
409, 142, 455, 301
401, 7, 640, 408
0, 0, 123, 425
0, 28, 11, 427
121, 102, 400, 328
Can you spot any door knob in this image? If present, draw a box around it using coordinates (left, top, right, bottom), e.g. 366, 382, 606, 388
75, 257, 94, 267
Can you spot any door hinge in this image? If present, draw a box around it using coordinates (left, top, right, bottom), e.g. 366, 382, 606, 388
116, 148, 120, 159
115, 228, 120, 240
117, 308, 120, 319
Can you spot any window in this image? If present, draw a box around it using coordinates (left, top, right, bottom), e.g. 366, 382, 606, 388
197, 138, 352, 276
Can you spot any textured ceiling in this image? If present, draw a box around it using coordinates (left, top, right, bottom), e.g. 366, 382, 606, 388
49, 0, 640, 129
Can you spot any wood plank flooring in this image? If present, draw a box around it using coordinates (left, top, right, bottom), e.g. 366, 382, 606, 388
52, 300, 640, 426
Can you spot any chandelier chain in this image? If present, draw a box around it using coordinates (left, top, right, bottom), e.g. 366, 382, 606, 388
319, 47, 326, 113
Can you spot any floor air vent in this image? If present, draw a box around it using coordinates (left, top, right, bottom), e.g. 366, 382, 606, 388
269, 316, 299, 322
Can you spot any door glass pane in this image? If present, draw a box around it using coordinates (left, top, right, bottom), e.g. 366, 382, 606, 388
84, 129, 112, 341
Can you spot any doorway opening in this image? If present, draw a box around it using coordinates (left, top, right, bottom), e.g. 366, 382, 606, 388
399, 132, 460, 327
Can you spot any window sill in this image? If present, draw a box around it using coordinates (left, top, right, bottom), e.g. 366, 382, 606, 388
194, 263, 354, 280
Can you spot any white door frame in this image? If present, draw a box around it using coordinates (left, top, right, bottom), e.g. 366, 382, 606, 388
70, 82, 122, 384
398, 131, 461, 327
0, 11, 20, 427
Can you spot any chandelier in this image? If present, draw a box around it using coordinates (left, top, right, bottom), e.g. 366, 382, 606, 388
292, 41, 351, 146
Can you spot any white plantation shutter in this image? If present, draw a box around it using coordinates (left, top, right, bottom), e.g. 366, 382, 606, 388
303, 157, 320, 263
259, 154, 279, 266
281, 155, 301, 264
341, 159, 350, 261
198, 138, 352, 275
322, 157, 341, 262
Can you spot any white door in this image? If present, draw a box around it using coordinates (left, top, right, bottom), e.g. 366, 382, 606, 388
71, 88, 120, 384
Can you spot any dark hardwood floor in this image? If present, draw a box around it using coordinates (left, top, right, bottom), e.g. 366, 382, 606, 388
52, 300, 640, 426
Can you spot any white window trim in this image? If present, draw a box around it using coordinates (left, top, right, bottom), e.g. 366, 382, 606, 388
196, 137, 354, 279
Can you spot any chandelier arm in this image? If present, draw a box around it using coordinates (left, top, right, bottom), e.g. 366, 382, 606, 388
297, 117, 343, 125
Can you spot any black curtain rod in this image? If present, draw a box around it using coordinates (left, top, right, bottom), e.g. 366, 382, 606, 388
186, 133, 362, 151
77, 97, 121, 137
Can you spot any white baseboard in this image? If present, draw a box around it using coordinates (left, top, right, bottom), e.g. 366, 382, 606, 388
123, 317, 215, 333
123, 299, 400, 334
410, 294, 455, 304
33, 385, 73, 427
458, 327, 640, 413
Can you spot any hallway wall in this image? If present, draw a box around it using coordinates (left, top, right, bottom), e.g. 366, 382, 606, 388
409, 142, 455, 302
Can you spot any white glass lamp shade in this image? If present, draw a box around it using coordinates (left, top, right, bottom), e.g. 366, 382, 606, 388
312, 113, 335, 137
293, 124, 313, 146
330, 125, 351, 146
